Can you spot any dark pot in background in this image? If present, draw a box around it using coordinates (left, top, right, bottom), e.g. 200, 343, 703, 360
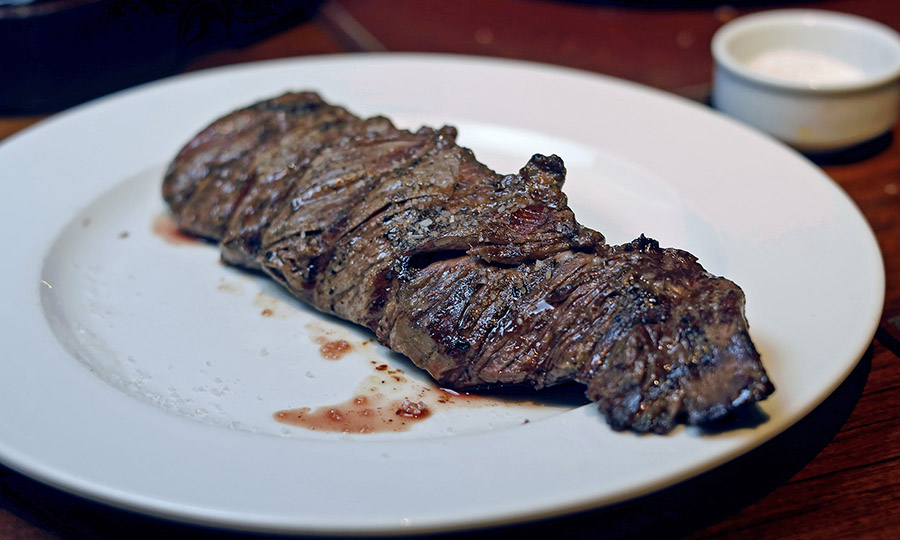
0, 0, 326, 114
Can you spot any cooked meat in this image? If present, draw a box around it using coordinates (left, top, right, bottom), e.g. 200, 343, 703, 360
163, 92, 774, 433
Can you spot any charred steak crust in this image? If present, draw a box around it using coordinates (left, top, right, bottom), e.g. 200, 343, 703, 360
163, 92, 774, 434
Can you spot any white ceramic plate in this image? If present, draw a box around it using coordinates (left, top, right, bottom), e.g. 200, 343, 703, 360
0, 54, 884, 536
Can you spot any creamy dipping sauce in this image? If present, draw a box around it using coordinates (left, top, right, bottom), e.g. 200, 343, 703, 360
747, 49, 866, 85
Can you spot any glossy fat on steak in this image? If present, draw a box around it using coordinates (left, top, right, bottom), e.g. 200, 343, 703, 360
163, 92, 774, 433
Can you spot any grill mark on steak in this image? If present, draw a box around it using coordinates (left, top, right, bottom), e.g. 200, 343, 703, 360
162, 92, 774, 433
220, 107, 363, 268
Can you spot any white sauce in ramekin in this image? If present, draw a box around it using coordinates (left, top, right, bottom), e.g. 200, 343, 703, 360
747, 49, 866, 85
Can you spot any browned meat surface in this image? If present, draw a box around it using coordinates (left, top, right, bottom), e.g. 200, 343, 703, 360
162, 92, 774, 433
164, 92, 329, 240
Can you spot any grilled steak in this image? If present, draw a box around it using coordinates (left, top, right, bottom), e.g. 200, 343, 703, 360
163, 92, 774, 433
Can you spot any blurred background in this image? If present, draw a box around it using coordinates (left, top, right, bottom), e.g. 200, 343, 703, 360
0, 0, 866, 114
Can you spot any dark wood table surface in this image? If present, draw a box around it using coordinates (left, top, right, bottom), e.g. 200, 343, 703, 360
2, 1, 899, 538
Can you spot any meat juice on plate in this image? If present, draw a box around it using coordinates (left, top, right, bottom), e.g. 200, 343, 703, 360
273, 321, 580, 434
211, 274, 585, 437
152, 213, 201, 246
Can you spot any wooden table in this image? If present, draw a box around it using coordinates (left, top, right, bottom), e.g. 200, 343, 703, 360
2, 1, 899, 538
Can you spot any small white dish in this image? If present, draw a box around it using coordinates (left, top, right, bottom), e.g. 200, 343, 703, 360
712, 9, 900, 153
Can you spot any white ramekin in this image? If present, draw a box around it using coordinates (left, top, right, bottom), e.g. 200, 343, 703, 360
712, 9, 900, 153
